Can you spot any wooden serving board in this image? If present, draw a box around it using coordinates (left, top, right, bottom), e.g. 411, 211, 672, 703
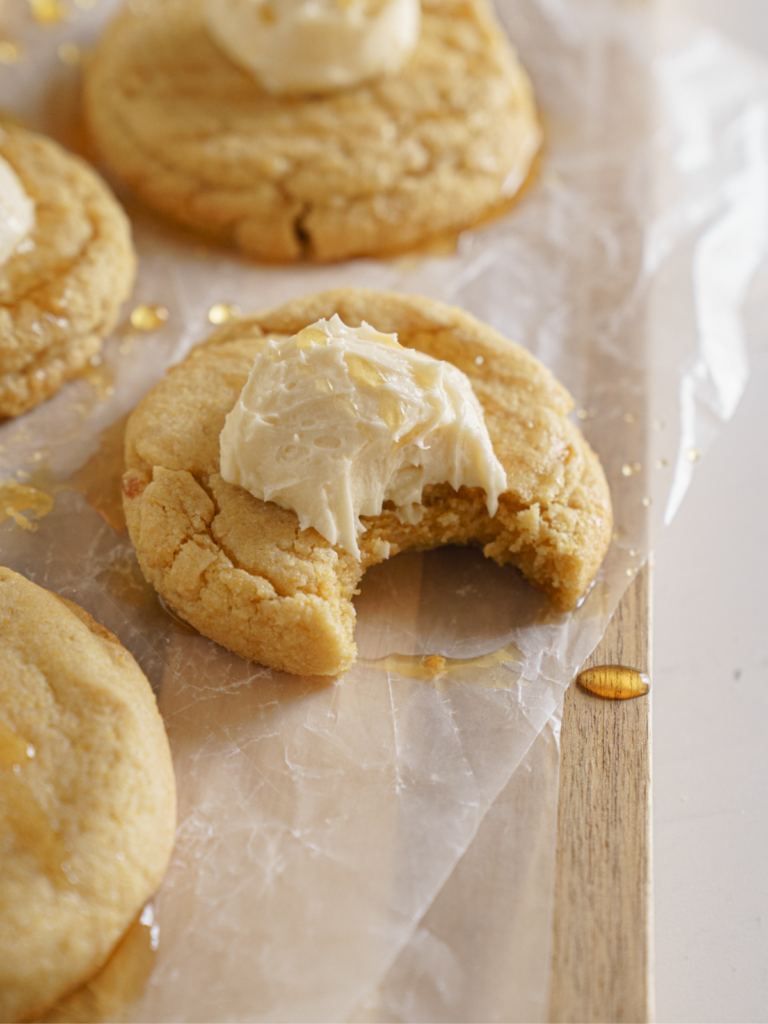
548, 564, 653, 1023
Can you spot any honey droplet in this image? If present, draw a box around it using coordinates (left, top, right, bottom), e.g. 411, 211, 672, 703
0, 41, 22, 64
208, 302, 240, 325
29, 0, 68, 23
360, 643, 522, 691
58, 41, 82, 65
67, 415, 128, 531
577, 665, 650, 700
344, 353, 385, 388
621, 461, 642, 477
0, 480, 54, 531
686, 447, 701, 463
130, 305, 169, 332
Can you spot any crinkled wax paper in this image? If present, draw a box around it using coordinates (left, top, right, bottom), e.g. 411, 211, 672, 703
1, 0, 767, 1020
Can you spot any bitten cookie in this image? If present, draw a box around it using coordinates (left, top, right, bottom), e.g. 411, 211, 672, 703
0, 124, 136, 417
122, 289, 612, 677
0, 568, 176, 1023
83, 0, 540, 262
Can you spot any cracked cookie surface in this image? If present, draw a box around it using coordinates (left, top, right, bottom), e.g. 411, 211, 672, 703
84, 0, 540, 262
123, 289, 612, 677
0, 124, 136, 417
0, 568, 176, 1024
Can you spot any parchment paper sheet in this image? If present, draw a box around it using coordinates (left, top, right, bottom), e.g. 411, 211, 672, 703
1, 0, 766, 1020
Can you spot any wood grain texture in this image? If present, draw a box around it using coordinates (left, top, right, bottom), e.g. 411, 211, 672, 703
548, 564, 653, 1023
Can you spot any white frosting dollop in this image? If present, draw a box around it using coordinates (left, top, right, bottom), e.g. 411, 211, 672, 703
0, 155, 34, 266
219, 315, 507, 560
206, 0, 421, 95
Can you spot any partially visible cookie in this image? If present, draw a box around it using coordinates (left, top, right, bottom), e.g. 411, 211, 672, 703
0, 568, 176, 1024
123, 289, 612, 677
0, 124, 136, 417
84, 0, 540, 262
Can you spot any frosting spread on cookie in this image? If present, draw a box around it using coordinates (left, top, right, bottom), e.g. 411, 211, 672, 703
219, 315, 507, 560
0, 155, 34, 266
205, 0, 420, 95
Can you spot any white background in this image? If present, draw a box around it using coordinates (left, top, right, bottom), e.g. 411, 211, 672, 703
654, 4, 768, 1021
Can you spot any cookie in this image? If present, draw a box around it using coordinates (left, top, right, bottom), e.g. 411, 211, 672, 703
0, 568, 176, 1023
83, 0, 540, 262
123, 289, 612, 677
0, 124, 136, 417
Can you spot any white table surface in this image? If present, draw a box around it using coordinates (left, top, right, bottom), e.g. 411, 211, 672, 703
654, 5, 768, 1021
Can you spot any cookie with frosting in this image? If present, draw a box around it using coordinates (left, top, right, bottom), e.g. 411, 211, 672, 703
0, 124, 135, 417
122, 289, 612, 676
84, 0, 540, 262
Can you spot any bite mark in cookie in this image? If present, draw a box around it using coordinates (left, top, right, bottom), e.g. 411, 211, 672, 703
123, 289, 613, 677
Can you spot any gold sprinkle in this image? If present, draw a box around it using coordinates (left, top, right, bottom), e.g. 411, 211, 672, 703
57, 41, 81, 66
623, 412, 636, 424
642, 496, 652, 507
208, 302, 240, 325
0, 41, 22, 64
655, 457, 669, 468
29, 0, 68, 24
686, 447, 701, 463
577, 665, 650, 701
621, 462, 641, 477
130, 305, 169, 332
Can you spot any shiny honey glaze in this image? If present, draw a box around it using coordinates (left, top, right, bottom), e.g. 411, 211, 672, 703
360, 642, 523, 690
97, 555, 198, 637
0, 413, 128, 533
577, 665, 650, 700
0, 479, 54, 530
